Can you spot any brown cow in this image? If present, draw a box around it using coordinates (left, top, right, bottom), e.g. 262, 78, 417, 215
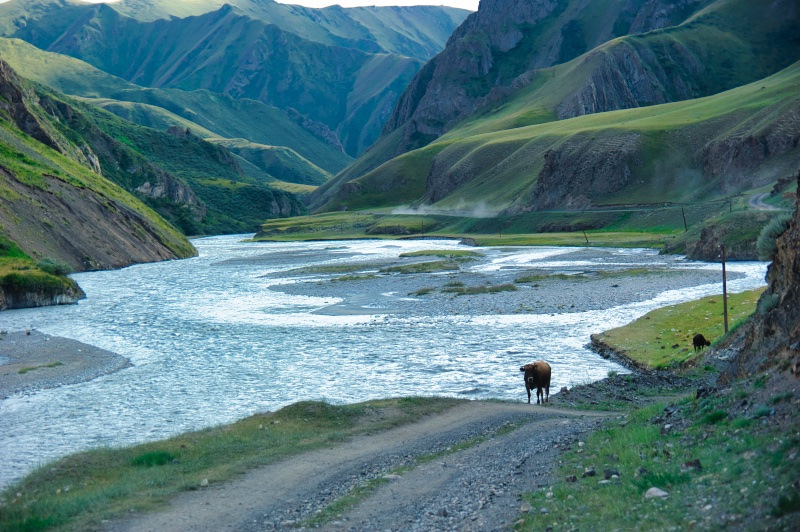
520, 361, 551, 404
692, 333, 711, 352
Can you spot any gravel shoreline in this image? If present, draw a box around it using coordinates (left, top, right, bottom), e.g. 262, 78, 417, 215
268, 248, 737, 318
0, 330, 131, 399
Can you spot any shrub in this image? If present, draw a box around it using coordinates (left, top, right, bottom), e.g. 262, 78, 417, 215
131, 451, 176, 467
37, 258, 74, 277
756, 213, 792, 261
701, 410, 728, 424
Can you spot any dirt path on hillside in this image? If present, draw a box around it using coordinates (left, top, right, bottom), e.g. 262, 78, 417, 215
749, 192, 782, 211
108, 402, 614, 532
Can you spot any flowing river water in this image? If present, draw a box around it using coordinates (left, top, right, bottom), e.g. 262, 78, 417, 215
0, 236, 767, 488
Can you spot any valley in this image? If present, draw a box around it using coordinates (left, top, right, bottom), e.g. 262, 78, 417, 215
0, 0, 798, 528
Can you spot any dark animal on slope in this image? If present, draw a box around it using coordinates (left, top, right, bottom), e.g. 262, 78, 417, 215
693, 333, 711, 352
520, 361, 551, 404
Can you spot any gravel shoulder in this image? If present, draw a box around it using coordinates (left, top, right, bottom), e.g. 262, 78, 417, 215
108, 402, 614, 532
0, 330, 131, 399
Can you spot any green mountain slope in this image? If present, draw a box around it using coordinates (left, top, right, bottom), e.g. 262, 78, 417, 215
207, 138, 330, 186
312, 0, 800, 211
0, 37, 351, 177
0, 0, 458, 157
0, 59, 195, 276
351, 0, 799, 175
313, 61, 800, 216
0, 55, 305, 236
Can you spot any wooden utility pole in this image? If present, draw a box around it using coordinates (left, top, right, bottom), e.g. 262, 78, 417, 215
722, 244, 729, 333
681, 207, 688, 232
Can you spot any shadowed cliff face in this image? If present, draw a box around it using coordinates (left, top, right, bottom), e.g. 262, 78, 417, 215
724, 170, 800, 379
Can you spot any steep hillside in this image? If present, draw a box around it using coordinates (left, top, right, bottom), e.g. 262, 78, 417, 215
0, 0, 465, 157
312, 61, 800, 217
0, 59, 196, 307
0, 37, 352, 175
312, 0, 800, 212
348, 0, 798, 175
71, 106, 306, 235
0, 55, 304, 236
207, 138, 329, 186
722, 170, 800, 380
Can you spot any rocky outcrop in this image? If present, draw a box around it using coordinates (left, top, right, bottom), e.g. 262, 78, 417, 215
526, 133, 641, 211
0, 276, 85, 311
701, 108, 800, 190
716, 171, 800, 381
287, 108, 346, 154
0, 168, 194, 272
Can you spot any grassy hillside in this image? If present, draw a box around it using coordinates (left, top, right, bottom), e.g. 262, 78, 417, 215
208, 138, 330, 186
0, 3, 427, 157
74, 104, 306, 235
313, 61, 800, 218
327, 0, 800, 201
0, 61, 196, 276
0, 37, 351, 175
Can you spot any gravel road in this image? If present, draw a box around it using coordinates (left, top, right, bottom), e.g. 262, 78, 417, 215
108, 402, 612, 532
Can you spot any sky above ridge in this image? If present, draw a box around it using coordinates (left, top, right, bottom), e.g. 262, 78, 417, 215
278, 1, 479, 9
0, 0, 480, 10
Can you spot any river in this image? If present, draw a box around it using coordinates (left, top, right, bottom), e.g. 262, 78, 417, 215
0, 236, 767, 488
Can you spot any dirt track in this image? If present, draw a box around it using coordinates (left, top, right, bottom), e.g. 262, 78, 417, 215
108, 402, 613, 531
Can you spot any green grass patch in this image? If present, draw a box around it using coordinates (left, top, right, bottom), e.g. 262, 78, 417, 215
442, 283, 518, 296
333, 274, 378, 282
517, 393, 800, 530
592, 288, 764, 369
399, 249, 483, 259
379, 261, 460, 274
286, 262, 384, 275
0, 397, 463, 531
17, 361, 64, 374
130, 451, 177, 468
411, 287, 435, 296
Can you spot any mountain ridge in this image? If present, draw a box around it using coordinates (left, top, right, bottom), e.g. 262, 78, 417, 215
0, 0, 469, 157
310, 0, 800, 216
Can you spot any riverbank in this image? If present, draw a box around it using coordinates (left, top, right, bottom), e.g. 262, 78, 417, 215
0, 330, 131, 399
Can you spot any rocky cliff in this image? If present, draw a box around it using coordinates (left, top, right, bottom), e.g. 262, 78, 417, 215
720, 171, 800, 381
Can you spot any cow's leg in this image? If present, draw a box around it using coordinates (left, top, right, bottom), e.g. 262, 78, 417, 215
526, 387, 531, 404
536, 387, 542, 404
545, 385, 550, 403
